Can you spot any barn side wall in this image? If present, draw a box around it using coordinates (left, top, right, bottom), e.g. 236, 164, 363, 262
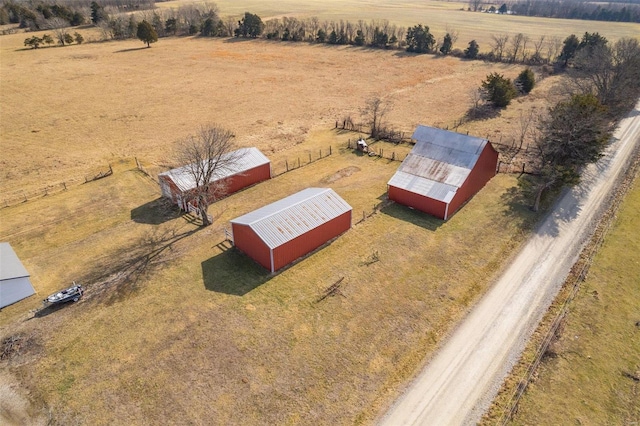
231, 223, 272, 271
223, 163, 271, 196
448, 143, 499, 218
388, 186, 447, 220
272, 210, 352, 272
158, 175, 183, 207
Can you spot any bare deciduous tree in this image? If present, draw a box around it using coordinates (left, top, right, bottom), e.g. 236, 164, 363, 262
517, 107, 537, 150
491, 33, 509, 62
509, 33, 526, 63
175, 125, 244, 226
361, 96, 392, 140
545, 36, 562, 64
468, 0, 483, 11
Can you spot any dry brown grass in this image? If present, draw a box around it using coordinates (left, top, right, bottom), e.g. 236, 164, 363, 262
0, 24, 571, 425
0, 124, 538, 424
162, 0, 640, 49
1, 32, 535, 194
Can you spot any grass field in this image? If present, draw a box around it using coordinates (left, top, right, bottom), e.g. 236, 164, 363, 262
504, 172, 640, 425
1, 32, 542, 194
0, 129, 537, 424
161, 0, 640, 49
1, 9, 637, 423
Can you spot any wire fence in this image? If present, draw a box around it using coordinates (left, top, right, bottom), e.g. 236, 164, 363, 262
272, 146, 333, 177
1, 164, 113, 208
496, 144, 640, 424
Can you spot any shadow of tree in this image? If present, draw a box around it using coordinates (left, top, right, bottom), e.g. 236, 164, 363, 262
80, 225, 200, 305
201, 243, 271, 296
464, 103, 502, 122
114, 46, 149, 53
380, 202, 443, 231
131, 197, 182, 225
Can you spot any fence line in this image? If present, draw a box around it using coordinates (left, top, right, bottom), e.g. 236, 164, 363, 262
273, 146, 333, 177
2, 164, 113, 208
346, 139, 407, 162
496, 147, 640, 424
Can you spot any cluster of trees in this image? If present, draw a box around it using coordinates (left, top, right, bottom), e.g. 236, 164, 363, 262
0, 0, 154, 29
24, 31, 83, 48
520, 35, 640, 210
262, 17, 406, 49
506, 0, 640, 23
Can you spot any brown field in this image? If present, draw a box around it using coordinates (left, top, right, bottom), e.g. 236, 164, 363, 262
3, 11, 637, 422
0, 30, 556, 424
163, 0, 640, 49
1, 32, 544, 194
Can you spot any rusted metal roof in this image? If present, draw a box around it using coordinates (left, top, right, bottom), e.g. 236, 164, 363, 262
158, 147, 270, 192
231, 188, 352, 249
388, 126, 489, 203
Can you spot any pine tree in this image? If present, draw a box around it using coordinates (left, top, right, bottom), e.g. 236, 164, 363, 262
137, 20, 158, 47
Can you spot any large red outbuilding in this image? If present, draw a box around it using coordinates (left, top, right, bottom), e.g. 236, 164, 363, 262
387, 125, 499, 220
230, 188, 352, 273
158, 147, 271, 211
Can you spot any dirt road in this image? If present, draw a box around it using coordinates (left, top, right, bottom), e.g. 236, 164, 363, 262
379, 100, 640, 426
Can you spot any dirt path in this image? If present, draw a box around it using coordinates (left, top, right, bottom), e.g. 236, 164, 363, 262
379, 100, 640, 425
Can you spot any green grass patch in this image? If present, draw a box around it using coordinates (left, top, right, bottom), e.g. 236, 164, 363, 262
506, 174, 640, 425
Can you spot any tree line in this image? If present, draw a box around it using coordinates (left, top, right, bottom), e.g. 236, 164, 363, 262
467, 0, 640, 23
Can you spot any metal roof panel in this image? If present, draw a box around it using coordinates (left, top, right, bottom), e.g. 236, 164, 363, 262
231, 188, 352, 249
0, 242, 30, 280
388, 171, 457, 204
159, 147, 270, 192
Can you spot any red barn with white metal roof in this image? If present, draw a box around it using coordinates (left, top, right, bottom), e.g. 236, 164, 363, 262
158, 147, 271, 210
387, 125, 498, 220
230, 188, 352, 273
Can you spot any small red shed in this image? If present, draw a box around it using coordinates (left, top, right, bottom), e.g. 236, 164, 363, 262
230, 188, 352, 273
158, 147, 271, 210
387, 125, 498, 220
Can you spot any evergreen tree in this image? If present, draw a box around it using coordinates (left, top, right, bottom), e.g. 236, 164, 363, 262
515, 68, 535, 93
137, 20, 158, 47
440, 33, 453, 55
464, 40, 479, 59
559, 34, 580, 67
526, 94, 610, 211
405, 24, 435, 53
481, 72, 518, 107
234, 12, 264, 38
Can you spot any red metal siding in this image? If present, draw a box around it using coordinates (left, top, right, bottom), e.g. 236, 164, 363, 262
162, 163, 271, 210
271, 210, 352, 272
223, 163, 271, 195
447, 142, 499, 218
388, 185, 448, 220
232, 223, 272, 271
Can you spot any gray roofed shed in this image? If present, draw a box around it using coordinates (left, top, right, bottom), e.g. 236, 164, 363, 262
0, 242, 36, 308
231, 188, 352, 249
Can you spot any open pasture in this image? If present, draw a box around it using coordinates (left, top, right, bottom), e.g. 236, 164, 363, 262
162, 0, 640, 48
1, 33, 533, 194
0, 13, 628, 423
0, 128, 537, 424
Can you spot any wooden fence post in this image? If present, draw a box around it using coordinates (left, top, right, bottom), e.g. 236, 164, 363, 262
298, 157, 300, 168
286, 159, 289, 172
309, 153, 312, 163
329, 146, 332, 155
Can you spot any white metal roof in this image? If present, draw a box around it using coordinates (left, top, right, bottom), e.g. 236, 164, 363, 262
0, 242, 30, 280
388, 126, 489, 203
231, 188, 352, 249
388, 171, 457, 204
158, 147, 270, 192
